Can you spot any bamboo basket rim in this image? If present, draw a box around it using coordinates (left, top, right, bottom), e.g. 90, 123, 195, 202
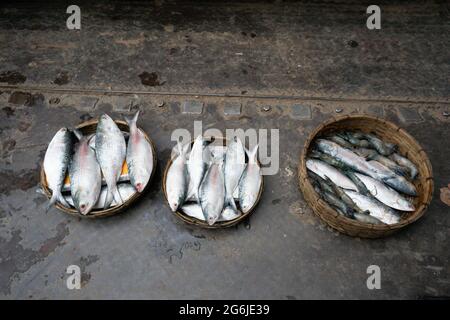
40, 118, 157, 218
162, 136, 264, 229
298, 114, 434, 238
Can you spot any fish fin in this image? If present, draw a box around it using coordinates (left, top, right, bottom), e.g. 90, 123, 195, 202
72, 129, 83, 141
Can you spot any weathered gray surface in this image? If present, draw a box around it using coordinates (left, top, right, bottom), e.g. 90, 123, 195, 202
0, 1, 449, 300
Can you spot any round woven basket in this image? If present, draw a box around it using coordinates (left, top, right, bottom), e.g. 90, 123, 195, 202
162, 136, 264, 228
298, 114, 434, 238
40, 118, 157, 218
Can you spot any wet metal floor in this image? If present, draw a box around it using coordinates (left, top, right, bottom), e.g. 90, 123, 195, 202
0, 1, 449, 299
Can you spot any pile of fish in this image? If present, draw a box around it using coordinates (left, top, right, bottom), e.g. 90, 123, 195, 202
307, 130, 419, 225
166, 135, 262, 226
42, 111, 154, 215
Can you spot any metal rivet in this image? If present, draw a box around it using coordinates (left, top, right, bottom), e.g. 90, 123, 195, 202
335, 108, 343, 113
156, 101, 165, 108
262, 105, 271, 112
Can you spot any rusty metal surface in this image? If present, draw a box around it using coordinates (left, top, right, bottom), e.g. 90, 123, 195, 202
0, 1, 449, 299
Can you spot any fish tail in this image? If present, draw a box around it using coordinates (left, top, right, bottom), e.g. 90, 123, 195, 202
176, 140, 183, 156
56, 191, 70, 208
112, 184, 124, 206
46, 193, 57, 212
46, 190, 69, 212
225, 194, 238, 212
124, 110, 140, 128
247, 145, 259, 163
104, 188, 114, 209
72, 129, 84, 141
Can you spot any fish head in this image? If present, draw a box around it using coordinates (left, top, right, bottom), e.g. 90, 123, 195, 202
241, 196, 256, 213
78, 200, 94, 215
73, 190, 96, 215
169, 199, 180, 212
131, 168, 150, 193
206, 212, 220, 226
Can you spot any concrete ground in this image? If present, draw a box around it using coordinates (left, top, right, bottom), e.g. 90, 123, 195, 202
0, 1, 449, 299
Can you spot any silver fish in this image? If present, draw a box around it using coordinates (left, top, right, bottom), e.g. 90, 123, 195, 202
355, 148, 408, 177
327, 135, 353, 149
43, 127, 73, 209
362, 133, 396, 156
339, 132, 370, 148
65, 183, 136, 210
353, 212, 385, 225
382, 175, 417, 196
322, 191, 354, 218
221, 206, 241, 221
366, 160, 417, 196
390, 153, 418, 180
181, 203, 205, 221
199, 160, 225, 225
354, 173, 415, 211
344, 190, 401, 225
125, 111, 154, 193
238, 145, 262, 213
69, 130, 101, 215
187, 135, 209, 201
315, 139, 371, 173
166, 142, 189, 212
366, 160, 396, 180
95, 114, 126, 208
306, 159, 357, 191
181, 203, 241, 222
224, 137, 246, 212
88, 132, 129, 150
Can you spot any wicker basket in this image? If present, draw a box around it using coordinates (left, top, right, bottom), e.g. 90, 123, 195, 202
162, 136, 264, 228
40, 118, 157, 218
298, 114, 434, 238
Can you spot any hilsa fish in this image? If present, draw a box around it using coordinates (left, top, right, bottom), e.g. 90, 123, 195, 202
306, 158, 358, 191
43, 127, 73, 210
199, 159, 225, 225
224, 137, 246, 212
124, 111, 154, 193
69, 130, 101, 215
166, 141, 189, 212
181, 203, 241, 222
238, 145, 262, 213
95, 114, 126, 208
187, 136, 209, 202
